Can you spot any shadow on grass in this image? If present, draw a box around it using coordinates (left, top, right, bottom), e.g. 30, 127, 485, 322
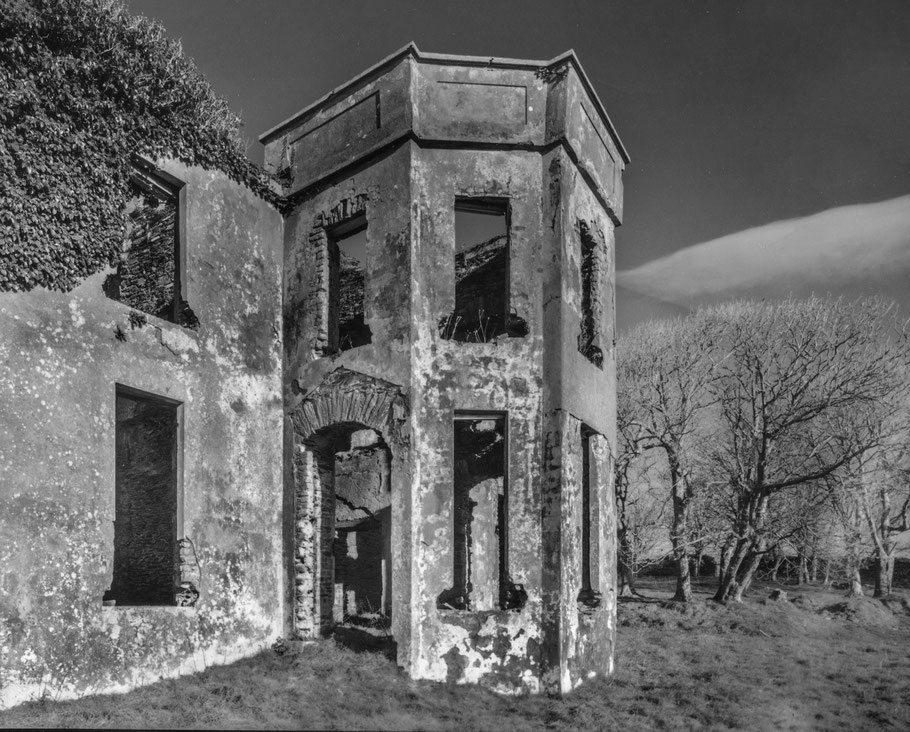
2, 581, 909, 731
332, 624, 397, 661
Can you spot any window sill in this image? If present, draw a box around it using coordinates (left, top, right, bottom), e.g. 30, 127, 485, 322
101, 604, 196, 614
577, 589, 603, 615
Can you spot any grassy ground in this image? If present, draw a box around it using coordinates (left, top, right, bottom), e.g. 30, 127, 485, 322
2, 580, 909, 730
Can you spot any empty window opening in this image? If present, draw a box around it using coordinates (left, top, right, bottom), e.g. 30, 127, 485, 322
103, 161, 197, 329
438, 414, 526, 612
578, 222, 604, 368
104, 386, 181, 606
329, 217, 372, 352
578, 425, 602, 609
441, 199, 526, 342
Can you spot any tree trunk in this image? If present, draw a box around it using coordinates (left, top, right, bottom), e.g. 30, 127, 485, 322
810, 555, 818, 583
718, 540, 731, 582
618, 562, 636, 598
673, 547, 692, 602
715, 494, 770, 603
822, 560, 831, 587
770, 555, 783, 583
693, 548, 704, 579
714, 538, 750, 603
797, 553, 808, 585
668, 452, 692, 602
848, 567, 864, 597
845, 545, 864, 597
732, 549, 763, 602
617, 529, 635, 598
874, 553, 895, 598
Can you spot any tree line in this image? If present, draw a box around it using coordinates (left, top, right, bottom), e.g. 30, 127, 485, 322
616, 296, 910, 603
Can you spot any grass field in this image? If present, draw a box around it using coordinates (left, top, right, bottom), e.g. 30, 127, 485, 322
2, 580, 908, 730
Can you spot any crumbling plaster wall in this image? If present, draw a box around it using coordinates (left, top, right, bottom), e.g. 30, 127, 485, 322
268, 47, 624, 696
541, 142, 619, 693
282, 144, 415, 656
409, 146, 548, 693
0, 162, 284, 708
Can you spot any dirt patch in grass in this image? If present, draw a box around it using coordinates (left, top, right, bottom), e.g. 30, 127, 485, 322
2, 581, 909, 730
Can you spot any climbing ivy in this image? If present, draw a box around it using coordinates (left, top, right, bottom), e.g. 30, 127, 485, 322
0, 0, 283, 292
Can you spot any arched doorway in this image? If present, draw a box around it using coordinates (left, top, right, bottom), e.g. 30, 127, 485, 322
290, 368, 407, 647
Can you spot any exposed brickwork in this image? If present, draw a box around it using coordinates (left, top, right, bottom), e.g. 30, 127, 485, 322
175, 538, 200, 607
292, 368, 407, 442
102, 170, 198, 329
578, 220, 606, 368
293, 445, 320, 637
309, 195, 370, 356
307, 227, 331, 354
112, 193, 177, 321
291, 368, 406, 638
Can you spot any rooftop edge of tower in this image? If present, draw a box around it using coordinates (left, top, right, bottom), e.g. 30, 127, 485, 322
262, 43, 627, 219
260, 43, 628, 162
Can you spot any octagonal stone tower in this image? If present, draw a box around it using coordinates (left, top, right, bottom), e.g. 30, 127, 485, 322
261, 43, 628, 695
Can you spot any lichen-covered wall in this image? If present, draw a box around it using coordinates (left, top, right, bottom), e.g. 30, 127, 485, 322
263, 45, 624, 697
2, 47, 623, 707
281, 143, 415, 656
0, 161, 284, 708
408, 146, 548, 693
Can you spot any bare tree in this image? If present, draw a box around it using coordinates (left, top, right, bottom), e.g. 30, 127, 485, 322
858, 422, 910, 597
618, 314, 721, 601
817, 395, 910, 597
686, 478, 729, 579
615, 391, 669, 596
778, 483, 834, 586
702, 297, 909, 603
828, 466, 868, 596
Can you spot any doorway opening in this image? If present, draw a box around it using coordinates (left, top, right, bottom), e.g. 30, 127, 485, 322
297, 423, 392, 652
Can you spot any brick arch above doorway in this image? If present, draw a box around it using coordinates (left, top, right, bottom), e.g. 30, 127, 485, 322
292, 367, 408, 445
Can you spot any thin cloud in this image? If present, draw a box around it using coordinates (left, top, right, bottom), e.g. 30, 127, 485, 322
618, 195, 910, 308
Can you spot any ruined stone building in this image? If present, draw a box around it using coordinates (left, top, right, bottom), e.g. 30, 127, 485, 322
0, 44, 627, 705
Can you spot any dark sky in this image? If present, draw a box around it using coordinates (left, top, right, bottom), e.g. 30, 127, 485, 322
126, 0, 910, 312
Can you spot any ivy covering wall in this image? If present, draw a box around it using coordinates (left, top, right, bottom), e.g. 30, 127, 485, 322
0, 0, 282, 292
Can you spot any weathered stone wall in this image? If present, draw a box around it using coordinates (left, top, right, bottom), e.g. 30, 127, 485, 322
264, 46, 624, 696
553, 412, 616, 690
281, 142, 415, 657
410, 146, 547, 693
0, 161, 284, 708
335, 443, 390, 523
